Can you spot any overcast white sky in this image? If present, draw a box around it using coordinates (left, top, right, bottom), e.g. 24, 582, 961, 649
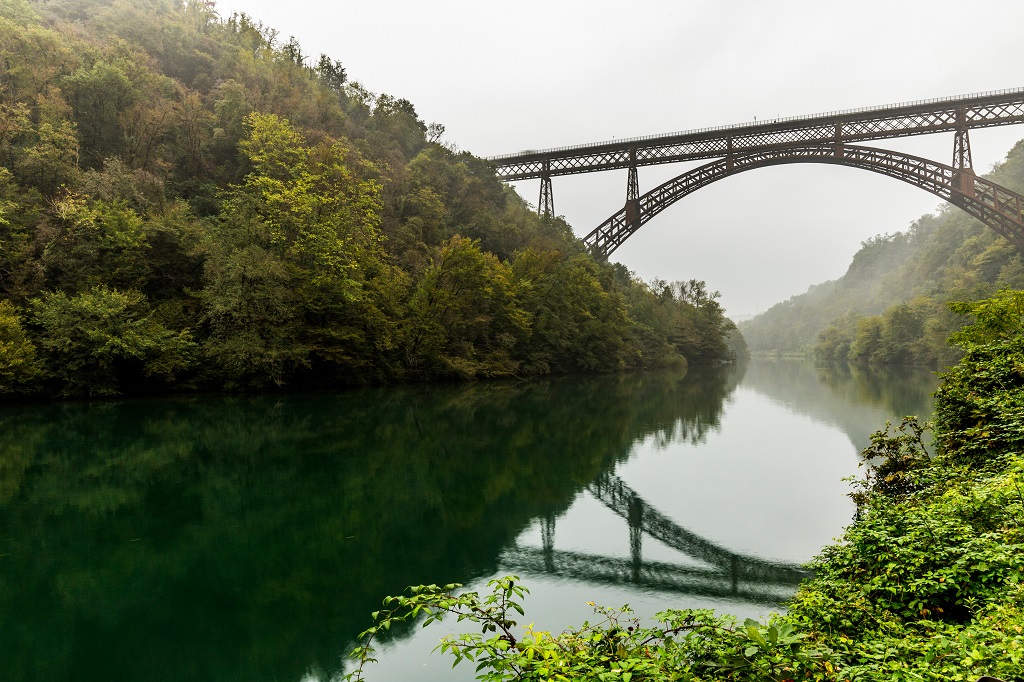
216, 0, 1024, 317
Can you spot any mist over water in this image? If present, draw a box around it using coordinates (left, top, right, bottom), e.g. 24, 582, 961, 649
0, 360, 938, 682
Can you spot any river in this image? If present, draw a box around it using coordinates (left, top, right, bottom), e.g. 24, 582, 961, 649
0, 359, 939, 681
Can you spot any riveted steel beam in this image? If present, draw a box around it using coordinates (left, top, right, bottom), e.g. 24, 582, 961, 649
491, 88, 1024, 181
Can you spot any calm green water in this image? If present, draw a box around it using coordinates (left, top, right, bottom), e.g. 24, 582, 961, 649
0, 360, 938, 682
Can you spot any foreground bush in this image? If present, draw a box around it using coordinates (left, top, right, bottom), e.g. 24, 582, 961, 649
345, 577, 834, 682
348, 291, 1024, 681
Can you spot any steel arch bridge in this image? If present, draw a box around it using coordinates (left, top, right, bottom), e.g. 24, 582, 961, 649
487, 88, 1024, 257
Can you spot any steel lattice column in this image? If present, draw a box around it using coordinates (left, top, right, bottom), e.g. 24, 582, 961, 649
625, 149, 641, 228
953, 108, 976, 197
626, 149, 639, 201
953, 128, 974, 171
538, 160, 554, 217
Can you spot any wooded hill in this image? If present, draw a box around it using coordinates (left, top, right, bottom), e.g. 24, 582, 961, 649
0, 0, 738, 398
739, 139, 1024, 366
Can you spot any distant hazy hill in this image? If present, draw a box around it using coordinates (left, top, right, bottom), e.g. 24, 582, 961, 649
739, 139, 1024, 364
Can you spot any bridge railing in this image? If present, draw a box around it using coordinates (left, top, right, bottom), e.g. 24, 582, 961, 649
487, 87, 1024, 162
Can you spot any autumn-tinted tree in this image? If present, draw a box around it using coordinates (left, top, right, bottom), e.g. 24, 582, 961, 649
0, 0, 737, 397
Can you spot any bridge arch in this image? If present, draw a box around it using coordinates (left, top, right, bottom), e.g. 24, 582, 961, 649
583, 145, 1024, 258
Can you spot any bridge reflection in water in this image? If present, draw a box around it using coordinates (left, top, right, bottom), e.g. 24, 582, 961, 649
500, 472, 810, 606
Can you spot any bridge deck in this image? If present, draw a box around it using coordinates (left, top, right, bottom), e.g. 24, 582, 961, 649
489, 88, 1024, 181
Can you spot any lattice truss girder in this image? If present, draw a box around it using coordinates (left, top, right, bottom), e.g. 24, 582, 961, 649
583, 145, 1024, 258
493, 97, 1024, 181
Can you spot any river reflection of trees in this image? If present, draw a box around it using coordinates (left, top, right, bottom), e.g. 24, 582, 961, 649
0, 366, 742, 682
739, 360, 939, 451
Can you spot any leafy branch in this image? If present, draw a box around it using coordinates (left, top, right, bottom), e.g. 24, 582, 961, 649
345, 576, 835, 681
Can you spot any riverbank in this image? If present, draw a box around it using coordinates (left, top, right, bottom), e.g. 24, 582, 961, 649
350, 292, 1024, 681
785, 332, 1024, 679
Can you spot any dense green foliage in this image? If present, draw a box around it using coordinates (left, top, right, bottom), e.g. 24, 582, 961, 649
740, 142, 1024, 365
0, 0, 737, 397
783, 292, 1024, 679
354, 290, 1024, 680
347, 578, 834, 682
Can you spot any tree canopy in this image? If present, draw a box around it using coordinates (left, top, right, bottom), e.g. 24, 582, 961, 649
0, 0, 739, 397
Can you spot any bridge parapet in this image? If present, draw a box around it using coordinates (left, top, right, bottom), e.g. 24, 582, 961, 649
491, 89, 1024, 254
489, 88, 1024, 181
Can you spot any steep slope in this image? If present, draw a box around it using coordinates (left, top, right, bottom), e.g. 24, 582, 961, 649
0, 0, 737, 397
740, 139, 1024, 363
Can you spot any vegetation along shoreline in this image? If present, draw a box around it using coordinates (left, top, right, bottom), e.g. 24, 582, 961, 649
0, 0, 737, 402
2, 2, 1023, 680
349, 289, 1024, 680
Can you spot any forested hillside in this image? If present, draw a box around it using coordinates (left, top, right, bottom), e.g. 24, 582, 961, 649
0, 0, 737, 398
739, 140, 1024, 365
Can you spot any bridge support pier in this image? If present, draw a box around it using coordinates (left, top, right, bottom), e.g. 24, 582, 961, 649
625, 151, 640, 229
539, 160, 555, 217
953, 120, 976, 198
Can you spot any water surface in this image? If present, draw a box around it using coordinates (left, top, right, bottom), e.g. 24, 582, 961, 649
0, 360, 938, 681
